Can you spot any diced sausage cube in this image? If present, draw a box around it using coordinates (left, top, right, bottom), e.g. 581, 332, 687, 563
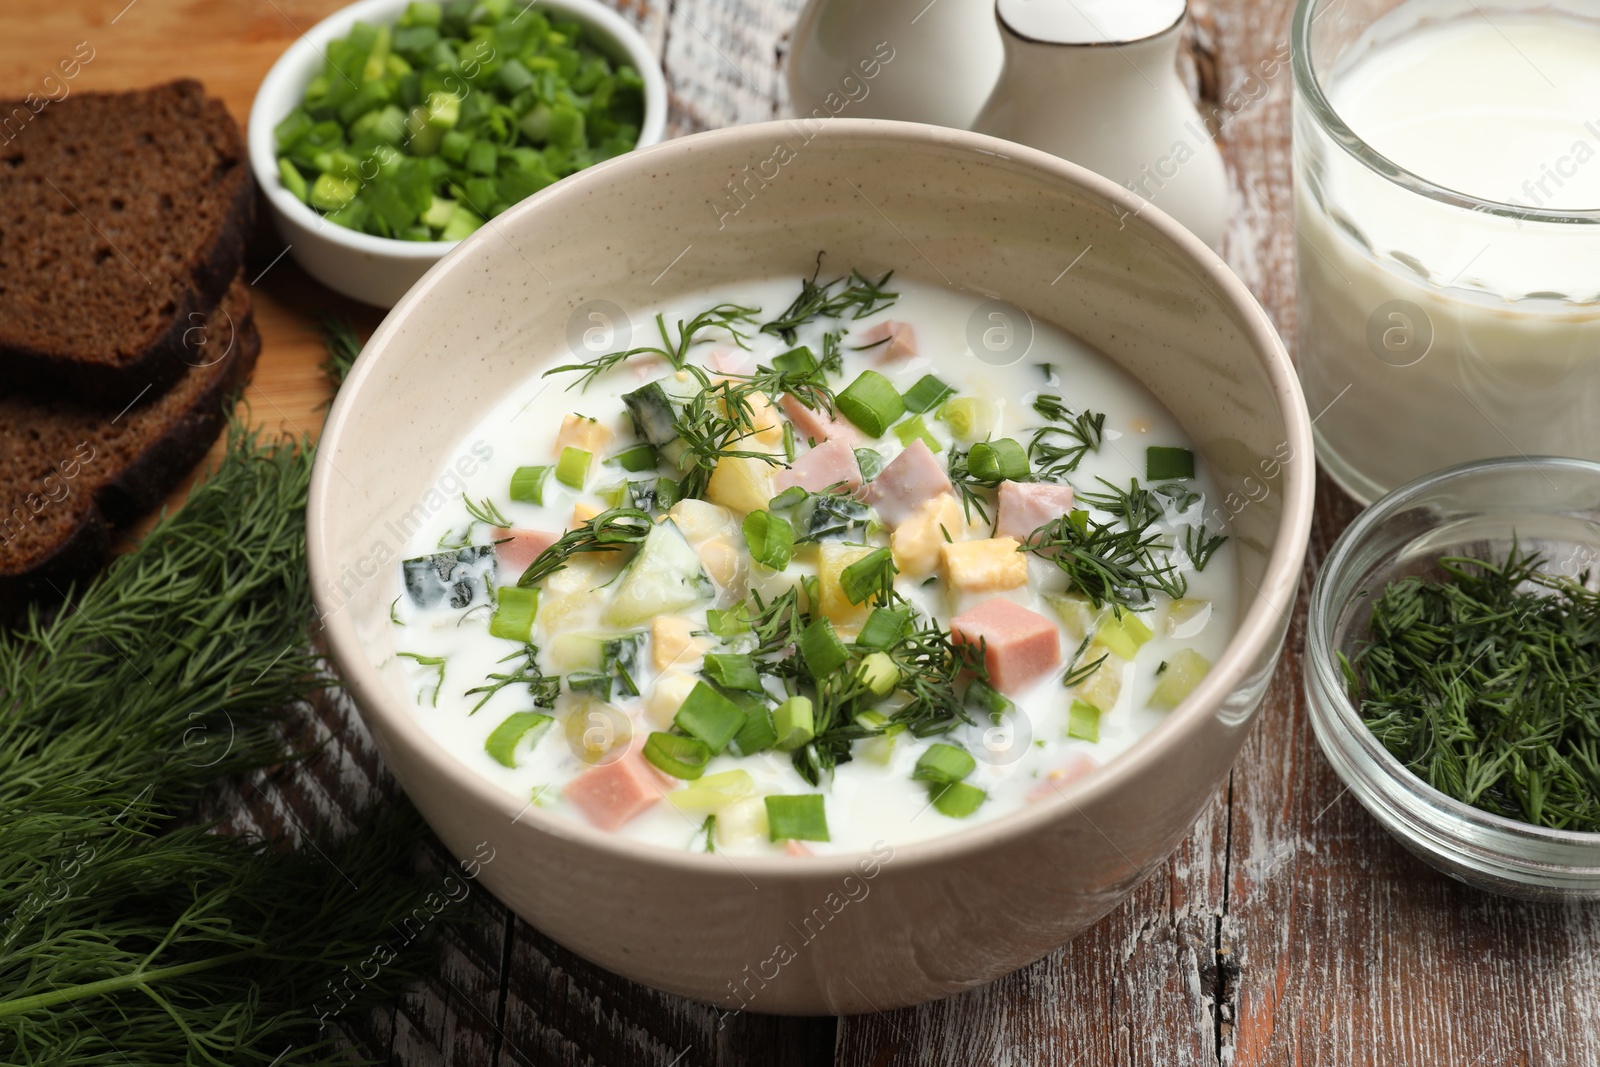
951, 598, 1061, 695
773, 438, 862, 494
858, 320, 917, 362
863, 439, 954, 526
891, 493, 965, 578
563, 750, 670, 831
941, 537, 1028, 593
995, 480, 1076, 542
493, 527, 559, 574
1027, 754, 1097, 803
706, 348, 755, 375
780, 394, 861, 448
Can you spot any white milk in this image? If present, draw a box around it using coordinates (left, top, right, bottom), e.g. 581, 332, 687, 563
1294, 5, 1600, 503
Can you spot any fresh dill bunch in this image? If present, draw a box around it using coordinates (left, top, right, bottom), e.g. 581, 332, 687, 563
0, 424, 446, 1065
1026, 505, 1188, 610
319, 315, 362, 388
1345, 543, 1600, 831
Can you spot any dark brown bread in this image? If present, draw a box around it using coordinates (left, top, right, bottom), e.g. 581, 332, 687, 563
0, 80, 254, 408
0, 277, 260, 611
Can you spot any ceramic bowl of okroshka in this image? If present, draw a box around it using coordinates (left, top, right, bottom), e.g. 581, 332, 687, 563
309, 119, 1314, 1012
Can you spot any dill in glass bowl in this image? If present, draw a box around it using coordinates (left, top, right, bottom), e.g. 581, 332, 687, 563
1306, 456, 1600, 901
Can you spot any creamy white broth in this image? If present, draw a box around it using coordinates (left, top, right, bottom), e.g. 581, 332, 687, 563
388, 274, 1237, 855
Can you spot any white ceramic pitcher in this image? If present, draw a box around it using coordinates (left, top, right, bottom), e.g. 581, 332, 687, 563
972, 0, 1229, 251
786, 0, 1004, 130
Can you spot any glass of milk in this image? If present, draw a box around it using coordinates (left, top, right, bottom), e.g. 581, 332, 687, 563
1292, 0, 1600, 504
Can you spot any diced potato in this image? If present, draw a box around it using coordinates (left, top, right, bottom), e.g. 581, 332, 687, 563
1073, 649, 1123, 713
563, 698, 632, 764
940, 537, 1027, 594
645, 669, 699, 728
555, 413, 614, 457
572, 501, 600, 525
705, 455, 777, 516
697, 534, 744, 590
651, 615, 706, 672
891, 493, 964, 578
715, 796, 770, 847
818, 543, 876, 629
667, 498, 735, 543
1150, 648, 1212, 711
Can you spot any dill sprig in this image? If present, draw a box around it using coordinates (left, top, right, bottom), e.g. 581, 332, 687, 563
466, 643, 559, 714
760, 261, 898, 343
1028, 395, 1105, 478
0, 424, 444, 1063
545, 303, 760, 390
669, 370, 788, 501
319, 315, 362, 387
464, 494, 511, 528
945, 445, 998, 525
1344, 543, 1600, 831
516, 506, 654, 587
1026, 506, 1187, 610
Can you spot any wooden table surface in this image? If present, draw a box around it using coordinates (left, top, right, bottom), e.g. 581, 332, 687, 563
8, 2, 1600, 1064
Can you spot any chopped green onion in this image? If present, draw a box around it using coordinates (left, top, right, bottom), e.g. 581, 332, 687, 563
484, 711, 553, 768
555, 446, 592, 489
730, 704, 777, 756
856, 608, 911, 650
965, 678, 1014, 720
655, 477, 682, 509
644, 731, 714, 780
673, 682, 747, 753
854, 448, 885, 481
1067, 698, 1101, 742
607, 443, 658, 472
913, 743, 976, 785
836, 369, 905, 437
703, 653, 763, 692
595, 481, 629, 508
742, 509, 795, 571
509, 465, 551, 504
772, 346, 817, 375
902, 374, 955, 414
856, 651, 899, 697
277, 158, 309, 202
1146, 446, 1195, 480
772, 696, 815, 751
839, 546, 897, 606
706, 603, 751, 637
892, 413, 942, 453
488, 586, 539, 642
968, 438, 1030, 481
937, 397, 996, 442
667, 769, 755, 810
768, 485, 809, 511
800, 617, 849, 677
765, 794, 830, 842
931, 781, 987, 818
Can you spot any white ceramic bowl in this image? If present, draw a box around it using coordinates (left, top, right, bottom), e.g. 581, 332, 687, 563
246, 0, 667, 307
309, 119, 1314, 1012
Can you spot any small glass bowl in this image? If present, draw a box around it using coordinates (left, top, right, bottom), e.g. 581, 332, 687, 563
1306, 456, 1600, 901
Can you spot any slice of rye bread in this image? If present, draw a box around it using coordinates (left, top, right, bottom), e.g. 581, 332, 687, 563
0, 79, 253, 409
0, 277, 260, 612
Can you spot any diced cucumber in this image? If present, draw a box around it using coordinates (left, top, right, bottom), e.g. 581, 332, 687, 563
1095, 612, 1154, 661
1150, 648, 1211, 711
622, 378, 697, 462
601, 519, 713, 626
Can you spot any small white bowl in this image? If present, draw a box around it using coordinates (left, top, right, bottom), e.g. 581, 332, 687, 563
247, 0, 667, 307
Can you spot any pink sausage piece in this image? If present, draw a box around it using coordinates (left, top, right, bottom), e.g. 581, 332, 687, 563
563, 750, 670, 831
994, 480, 1076, 542
862, 439, 953, 526
1027, 754, 1098, 803
773, 438, 862, 495
494, 528, 559, 574
706, 348, 755, 375
780, 393, 861, 448
859, 320, 917, 362
950, 597, 1061, 696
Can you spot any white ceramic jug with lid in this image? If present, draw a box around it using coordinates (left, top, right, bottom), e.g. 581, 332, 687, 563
973, 0, 1229, 251
786, 0, 1004, 130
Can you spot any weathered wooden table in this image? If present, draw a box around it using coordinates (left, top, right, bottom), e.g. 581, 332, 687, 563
8, 0, 1599, 1063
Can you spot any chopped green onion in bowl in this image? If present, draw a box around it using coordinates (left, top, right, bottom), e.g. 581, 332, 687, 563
274, 0, 646, 241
